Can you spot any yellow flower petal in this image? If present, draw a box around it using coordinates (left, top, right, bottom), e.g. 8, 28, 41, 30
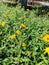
1, 21, 6, 27
18, 18, 22, 20
10, 34, 15, 39
44, 47, 49, 54
42, 10, 45, 12
43, 34, 49, 42
27, 51, 31, 56
27, 9, 30, 11
16, 30, 22, 35
7, 10, 11, 13
21, 24, 28, 29
24, 15, 26, 18
15, 57, 19, 61
40, 34, 43, 38
47, 12, 49, 15
22, 42, 27, 47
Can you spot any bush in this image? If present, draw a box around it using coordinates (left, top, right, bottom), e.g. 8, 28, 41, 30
0, 3, 49, 65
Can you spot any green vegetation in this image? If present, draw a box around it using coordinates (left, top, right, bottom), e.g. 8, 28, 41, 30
0, 3, 49, 65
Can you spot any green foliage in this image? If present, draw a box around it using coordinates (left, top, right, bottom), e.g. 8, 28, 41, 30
35, 6, 49, 16
0, 3, 49, 65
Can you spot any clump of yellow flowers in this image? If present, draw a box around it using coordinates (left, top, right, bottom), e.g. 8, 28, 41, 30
44, 47, 49, 55
22, 42, 27, 47
43, 34, 49, 42
16, 30, 22, 35
10, 34, 15, 39
21, 24, 28, 29
1, 21, 6, 27
27, 51, 31, 56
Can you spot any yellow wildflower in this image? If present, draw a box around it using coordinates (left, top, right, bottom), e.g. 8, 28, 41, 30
47, 12, 49, 15
10, 34, 15, 39
44, 47, 49, 54
40, 34, 43, 38
24, 15, 26, 18
43, 34, 49, 42
18, 38, 22, 41
16, 30, 22, 35
22, 42, 27, 47
15, 57, 19, 61
18, 18, 22, 20
1, 21, 6, 27
27, 51, 31, 56
21, 24, 28, 29
42, 10, 45, 12
27, 9, 30, 11
7, 9, 11, 13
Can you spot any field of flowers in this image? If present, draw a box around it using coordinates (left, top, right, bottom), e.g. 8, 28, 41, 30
0, 3, 49, 65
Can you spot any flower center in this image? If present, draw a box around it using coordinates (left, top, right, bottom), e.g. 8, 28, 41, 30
47, 37, 49, 40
